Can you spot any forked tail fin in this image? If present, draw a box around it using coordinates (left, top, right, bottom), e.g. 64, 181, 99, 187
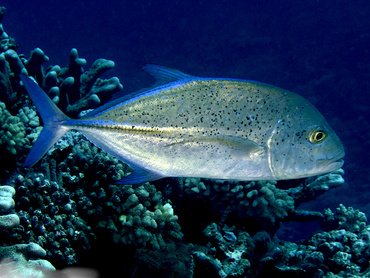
20, 74, 71, 167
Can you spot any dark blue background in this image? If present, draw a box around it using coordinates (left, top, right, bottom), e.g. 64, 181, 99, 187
3, 0, 370, 222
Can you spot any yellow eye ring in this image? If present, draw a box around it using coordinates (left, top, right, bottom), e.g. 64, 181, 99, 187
309, 129, 327, 144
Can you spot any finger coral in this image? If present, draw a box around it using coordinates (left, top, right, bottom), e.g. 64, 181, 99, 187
2, 46, 123, 118
20, 47, 124, 118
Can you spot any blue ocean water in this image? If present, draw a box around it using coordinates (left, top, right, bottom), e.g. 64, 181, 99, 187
1, 0, 370, 276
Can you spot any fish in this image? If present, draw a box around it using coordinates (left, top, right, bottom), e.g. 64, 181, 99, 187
20, 64, 345, 184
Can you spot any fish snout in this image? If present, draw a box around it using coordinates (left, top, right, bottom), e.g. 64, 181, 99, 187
318, 150, 345, 172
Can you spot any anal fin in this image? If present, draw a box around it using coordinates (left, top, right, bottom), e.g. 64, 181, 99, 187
117, 166, 164, 185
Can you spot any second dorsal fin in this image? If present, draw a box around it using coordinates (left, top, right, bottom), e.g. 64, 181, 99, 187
142, 64, 193, 85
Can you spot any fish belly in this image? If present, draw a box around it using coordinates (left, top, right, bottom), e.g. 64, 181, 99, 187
76, 126, 274, 180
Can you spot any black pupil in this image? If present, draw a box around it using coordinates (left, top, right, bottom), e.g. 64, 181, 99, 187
316, 132, 324, 141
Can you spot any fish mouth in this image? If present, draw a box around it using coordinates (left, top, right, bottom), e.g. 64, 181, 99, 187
327, 158, 344, 170
318, 153, 345, 172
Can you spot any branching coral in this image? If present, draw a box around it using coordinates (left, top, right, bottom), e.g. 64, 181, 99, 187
2, 44, 123, 119
40, 48, 123, 117
0, 7, 18, 109
0, 52, 16, 107
236, 180, 295, 224
15, 47, 123, 118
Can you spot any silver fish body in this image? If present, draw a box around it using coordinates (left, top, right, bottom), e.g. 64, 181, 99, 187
21, 65, 344, 183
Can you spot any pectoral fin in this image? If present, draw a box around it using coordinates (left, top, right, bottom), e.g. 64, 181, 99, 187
166, 135, 265, 158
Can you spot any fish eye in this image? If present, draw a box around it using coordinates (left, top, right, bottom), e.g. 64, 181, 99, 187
308, 128, 327, 144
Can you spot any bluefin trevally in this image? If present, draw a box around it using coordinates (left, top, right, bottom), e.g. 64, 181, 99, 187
20, 64, 344, 184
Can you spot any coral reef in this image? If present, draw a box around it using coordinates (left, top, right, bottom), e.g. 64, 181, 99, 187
40, 48, 123, 117
1, 125, 184, 271
0, 100, 41, 165
174, 170, 344, 233
2, 173, 96, 267
193, 223, 254, 278
0, 7, 16, 53
0, 185, 55, 277
286, 169, 345, 206
110, 183, 183, 249
178, 177, 296, 226
1, 47, 123, 120
0, 186, 19, 231
185, 204, 370, 278
269, 204, 370, 277
0, 128, 134, 268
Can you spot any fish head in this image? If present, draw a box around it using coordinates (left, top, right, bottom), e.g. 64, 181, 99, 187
268, 99, 345, 180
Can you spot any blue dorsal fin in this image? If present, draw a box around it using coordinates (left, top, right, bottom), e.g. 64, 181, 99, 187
142, 64, 193, 85
83, 65, 193, 119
